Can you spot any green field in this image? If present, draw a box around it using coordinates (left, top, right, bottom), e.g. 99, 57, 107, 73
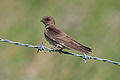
0, 0, 120, 80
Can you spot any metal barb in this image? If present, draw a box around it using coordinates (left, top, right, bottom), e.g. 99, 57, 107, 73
37, 42, 46, 53
82, 53, 88, 63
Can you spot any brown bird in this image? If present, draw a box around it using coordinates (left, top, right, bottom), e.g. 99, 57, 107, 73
41, 16, 92, 54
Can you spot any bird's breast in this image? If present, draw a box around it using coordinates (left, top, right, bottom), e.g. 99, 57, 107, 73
44, 32, 57, 45
44, 32, 65, 48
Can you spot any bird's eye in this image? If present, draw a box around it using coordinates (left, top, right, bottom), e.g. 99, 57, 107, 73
46, 18, 50, 21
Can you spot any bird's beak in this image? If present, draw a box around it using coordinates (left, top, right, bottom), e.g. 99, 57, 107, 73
41, 19, 44, 22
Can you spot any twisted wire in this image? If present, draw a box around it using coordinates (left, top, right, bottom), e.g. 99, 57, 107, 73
0, 38, 120, 66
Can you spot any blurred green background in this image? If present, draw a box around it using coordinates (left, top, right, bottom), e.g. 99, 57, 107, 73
0, 0, 120, 80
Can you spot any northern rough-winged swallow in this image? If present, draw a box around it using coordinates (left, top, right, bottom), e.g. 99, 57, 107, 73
41, 16, 92, 54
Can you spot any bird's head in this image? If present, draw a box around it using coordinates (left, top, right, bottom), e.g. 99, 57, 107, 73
41, 16, 55, 26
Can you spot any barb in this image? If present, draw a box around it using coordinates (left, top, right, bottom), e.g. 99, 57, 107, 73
0, 38, 120, 66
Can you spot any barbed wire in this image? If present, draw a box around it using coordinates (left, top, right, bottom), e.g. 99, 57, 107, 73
0, 38, 120, 66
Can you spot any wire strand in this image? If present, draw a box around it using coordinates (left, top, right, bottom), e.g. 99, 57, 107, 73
0, 38, 120, 66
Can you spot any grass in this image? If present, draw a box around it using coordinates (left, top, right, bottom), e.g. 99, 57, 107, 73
0, 0, 120, 80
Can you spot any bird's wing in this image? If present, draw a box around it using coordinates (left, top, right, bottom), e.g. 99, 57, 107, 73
45, 26, 92, 53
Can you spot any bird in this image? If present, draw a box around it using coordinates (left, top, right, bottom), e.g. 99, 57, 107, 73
41, 16, 92, 54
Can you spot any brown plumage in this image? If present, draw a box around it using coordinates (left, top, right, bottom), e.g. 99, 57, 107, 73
41, 16, 92, 54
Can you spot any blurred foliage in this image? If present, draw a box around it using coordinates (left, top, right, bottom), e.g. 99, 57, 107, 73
0, 0, 120, 80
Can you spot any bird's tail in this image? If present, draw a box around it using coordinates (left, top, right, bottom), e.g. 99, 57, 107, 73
64, 40, 92, 54
81, 45, 92, 53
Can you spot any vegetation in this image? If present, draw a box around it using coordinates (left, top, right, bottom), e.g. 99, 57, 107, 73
0, 0, 120, 80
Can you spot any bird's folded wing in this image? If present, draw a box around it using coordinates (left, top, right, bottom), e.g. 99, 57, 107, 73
45, 26, 92, 53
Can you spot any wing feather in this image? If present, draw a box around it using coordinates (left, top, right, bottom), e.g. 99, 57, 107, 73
45, 26, 92, 53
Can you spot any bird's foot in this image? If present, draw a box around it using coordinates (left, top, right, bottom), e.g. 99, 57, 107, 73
50, 45, 59, 50
49, 45, 59, 52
